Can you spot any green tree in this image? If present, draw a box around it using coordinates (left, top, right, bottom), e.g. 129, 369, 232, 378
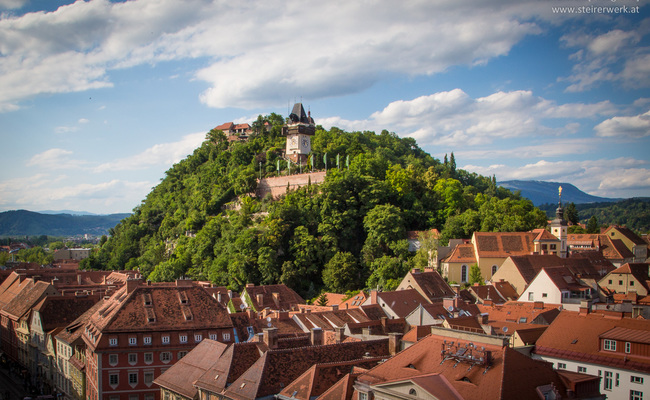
413, 230, 438, 270
586, 215, 599, 234
469, 263, 483, 285
366, 255, 409, 291
322, 252, 359, 293
564, 202, 579, 225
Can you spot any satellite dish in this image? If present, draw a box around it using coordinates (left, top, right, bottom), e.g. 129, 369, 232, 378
267, 317, 272, 322
267, 322, 272, 327
448, 306, 454, 312
502, 326, 508, 333
240, 304, 245, 310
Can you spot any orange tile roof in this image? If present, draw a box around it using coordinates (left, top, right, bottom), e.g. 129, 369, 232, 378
357, 330, 569, 400
404, 270, 455, 302
473, 232, 537, 257
535, 311, 650, 373
477, 301, 561, 324
444, 243, 476, 263
376, 289, 429, 318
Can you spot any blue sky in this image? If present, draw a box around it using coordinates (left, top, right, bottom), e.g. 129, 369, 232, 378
0, 0, 649, 214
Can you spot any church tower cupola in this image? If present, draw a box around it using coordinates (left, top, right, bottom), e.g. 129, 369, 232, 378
550, 186, 568, 258
284, 103, 315, 165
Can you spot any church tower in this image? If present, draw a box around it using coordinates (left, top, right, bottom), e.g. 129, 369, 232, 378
284, 103, 315, 165
550, 186, 568, 258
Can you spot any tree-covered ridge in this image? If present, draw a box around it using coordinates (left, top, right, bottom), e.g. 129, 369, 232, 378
82, 117, 547, 298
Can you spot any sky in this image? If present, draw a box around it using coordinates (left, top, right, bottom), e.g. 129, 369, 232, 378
0, 0, 649, 214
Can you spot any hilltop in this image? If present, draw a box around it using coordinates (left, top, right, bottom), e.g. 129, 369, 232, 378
498, 180, 618, 206
0, 209, 130, 237
82, 114, 547, 297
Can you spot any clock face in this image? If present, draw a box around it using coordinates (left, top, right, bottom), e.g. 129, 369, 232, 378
290, 136, 298, 148
302, 138, 309, 147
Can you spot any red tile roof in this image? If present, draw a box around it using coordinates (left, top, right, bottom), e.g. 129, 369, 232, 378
154, 339, 229, 398
473, 232, 537, 257
534, 311, 650, 373
492, 280, 519, 301
401, 270, 455, 302
2, 280, 57, 320
243, 284, 305, 311
357, 329, 569, 400
376, 289, 429, 318
193, 342, 263, 394
34, 295, 99, 331
444, 243, 476, 263
477, 301, 561, 325
604, 226, 648, 246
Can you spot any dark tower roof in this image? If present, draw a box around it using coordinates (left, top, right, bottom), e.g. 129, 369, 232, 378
289, 103, 314, 125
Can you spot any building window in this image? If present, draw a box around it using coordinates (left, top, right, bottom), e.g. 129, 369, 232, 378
162, 335, 170, 344
409, 389, 417, 396
631, 376, 644, 384
359, 393, 368, 400
109, 338, 118, 347
179, 351, 188, 359
630, 280, 635, 286
608, 280, 613, 284
542, 293, 548, 298
550, 244, 557, 250
578, 366, 587, 373
144, 336, 151, 345
491, 265, 498, 276
144, 371, 154, 385
619, 280, 623, 285
626, 342, 631, 353
160, 352, 172, 363
209, 333, 217, 341
616, 373, 620, 387
129, 337, 137, 346
223, 333, 231, 341
461, 265, 468, 282
604, 371, 613, 390
109, 373, 119, 386
128, 353, 137, 365
129, 372, 138, 386
557, 363, 567, 370
630, 390, 643, 400
528, 292, 534, 301
109, 354, 118, 366
179, 334, 188, 343
519, 317, 527, 323
129, 395, 138, 400
604, 339, 616, 351
144, 353, 153, 364
195, 334, 202, 342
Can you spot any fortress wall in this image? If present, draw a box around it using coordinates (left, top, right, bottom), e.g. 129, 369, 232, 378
255, 171, 327, 199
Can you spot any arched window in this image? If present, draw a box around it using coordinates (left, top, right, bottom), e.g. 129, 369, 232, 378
492, 265, 498, 276
409, 389, 417, 396
461, 265, 468, 282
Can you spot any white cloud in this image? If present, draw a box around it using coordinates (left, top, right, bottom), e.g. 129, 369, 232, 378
26, 148, 86, 170
78, 118, 89, 124
318, 89, 615, 147
94, 131, 206, 172
466, 157, 650, 198
594, 110, 650, 138
0, 0, 555, 111
0, 173, 152, 213
561, 22, 650, 92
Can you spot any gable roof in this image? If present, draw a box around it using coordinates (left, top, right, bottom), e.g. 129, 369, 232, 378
535, 310, 650, 373
243, 284, 305, 311
222, 339, 389, 400
357, 329, 569, 400
492, 280, 519, 301
604, 226, 647, 246
193, 341, 263, 394
2, 280, 57, 320
444, 243, 476, 263
468, 284, 506, 304
277, 358, 384, 400
600, 235, 635, 260
477, 301, 561, 325
473, 232, 537, 258
603, 263, 650, 292
56, 298, 106, 345
376, 289, 429, 318
401, 270, 455, 302
505, 254, 614, 287
87, 281, 233, 333
154, 339, 228, 399
34, 295, 99, 332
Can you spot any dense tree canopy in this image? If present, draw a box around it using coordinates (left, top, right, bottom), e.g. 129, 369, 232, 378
81, 118, 546, 297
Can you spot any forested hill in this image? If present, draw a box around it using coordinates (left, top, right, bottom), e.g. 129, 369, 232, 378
82, 115, 547, 298
0, 210, 130, 236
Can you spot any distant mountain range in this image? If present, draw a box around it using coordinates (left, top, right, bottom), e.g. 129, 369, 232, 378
0, 210, 130, 237
498, 180, 620, 206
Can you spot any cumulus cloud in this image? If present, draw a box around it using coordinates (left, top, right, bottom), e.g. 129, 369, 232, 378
318, 89, 615, 146
0, 0, 557, 111
94, 131, 206, 172
594, 110, 650, 138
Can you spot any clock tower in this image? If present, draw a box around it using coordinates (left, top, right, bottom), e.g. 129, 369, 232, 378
284, 103, 315, 165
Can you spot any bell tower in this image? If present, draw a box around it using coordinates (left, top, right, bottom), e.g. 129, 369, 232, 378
284, 103, 315, 165
550, 186, 568, 258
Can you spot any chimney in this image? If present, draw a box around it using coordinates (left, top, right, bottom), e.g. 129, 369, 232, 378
246, 283, 255, 288
478, 313, 489, 325
311, 327, 323, 346
483, 299, 493, 306
334, 327, 345, 344
77, 274, 82, 285
331, 304, 339, 311
228, 289, 233, 300
579, 300, 592, 315
389, 333, 403, 355
411, 268, 421, 274
272, 292, 280, 308
103, 275, 107, 285
263, 327, 278, 349
217, 292, 222, 303
126, 277, 141, 294
533, 301, 545, 310
257, 293, 264, 307
370, 290, 378, 305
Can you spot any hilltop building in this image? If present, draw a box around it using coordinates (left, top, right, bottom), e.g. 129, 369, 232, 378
283, 103, 315, 165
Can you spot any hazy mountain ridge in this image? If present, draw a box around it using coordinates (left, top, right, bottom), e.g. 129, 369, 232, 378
0, 209, 131, 236
498, 180, 619, 206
